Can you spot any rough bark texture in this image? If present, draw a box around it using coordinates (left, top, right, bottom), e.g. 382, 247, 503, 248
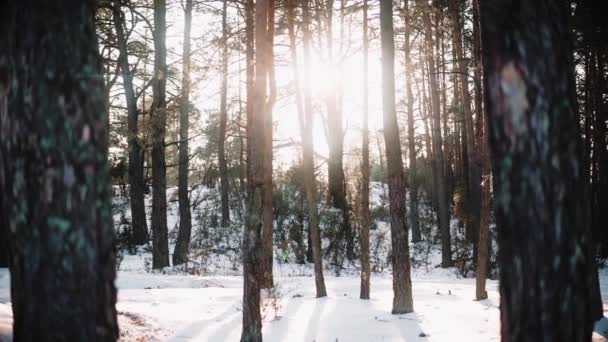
0, 1, 118, 339
112, 0, 148, 246
422, 0, 452, 267
481, 1, 594, 341
359, 0, 371, 300
151, 0, 170, 269
380, 0, 414, 315
241, 0, 273, 339
219, 0, 231, 227
299, 0, 327, 298
173, 0, 193, 266
403, 0, 420, 243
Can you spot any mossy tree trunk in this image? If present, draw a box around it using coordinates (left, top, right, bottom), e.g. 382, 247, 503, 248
0, 1, 118, 339
481, 1, 595, 340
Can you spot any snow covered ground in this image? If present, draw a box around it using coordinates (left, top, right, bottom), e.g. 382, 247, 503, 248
3, 253, 608, 341
0, 184, 605, 341
1, 256, 502, 342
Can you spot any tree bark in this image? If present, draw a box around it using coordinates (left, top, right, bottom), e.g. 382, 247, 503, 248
421, 0, 452, 267
112, 0, 148, 246
219, 0, 231, 227
403, 0, 421, 243
472, 0, 489, 301
173, 0, 193, 266
0, 1, 118, 339
481, 1, 595, 340
260, 0, 276, 290
151, 0, 170, 269
380, 0, 414, 314
359, 0, 371, 300
241, 0, 273, 339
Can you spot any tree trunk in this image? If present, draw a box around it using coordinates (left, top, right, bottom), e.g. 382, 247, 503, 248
422, 0, 452, 267
324, 0, 352, 262
472, 0, 489, 301
380, 0, 414, 314
173, 0, 193, 266
403, 0, 421, 243
359, 0, 371, 300
112, 0, 148, 246
0, 1, 118, 339
449, 0, 481, 246
151, 0, 170, 269
241, 0, 273, 339
481, 1, 595, 340
219, 0, 231, 227
260, 0, 276, 290
298, 0, 328, 298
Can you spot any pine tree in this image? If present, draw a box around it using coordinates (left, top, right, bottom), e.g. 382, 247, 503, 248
219, 0, 231, 227
421, 0, 452, 267
380, 0, 414, 315
359, 0, 371, 300
112, 0, 148, 246
173, 0, 193, 266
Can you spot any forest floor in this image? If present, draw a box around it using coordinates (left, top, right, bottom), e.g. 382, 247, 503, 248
2, 253, 608, 341
1, 256, 503, 342
2, 184, 607, 341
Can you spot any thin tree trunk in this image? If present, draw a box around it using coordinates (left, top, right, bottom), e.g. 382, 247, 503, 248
472, 0, 489, 301
359, 0, 371, 300
219, 0, 231, 227
324, 0, 352, 262
422, 0, 452, 267
449, 0, 481, 246
381, 0, 414, 314
260, 0, 276, 290
299, 0, 328, 298
151, 0, 170, 269
481, 1, 594, 340
404, 0, 420, 243
112, 0, 149, 246
241, 0, 272, 339
0, 1, 118, 339
173, 0, 193, 266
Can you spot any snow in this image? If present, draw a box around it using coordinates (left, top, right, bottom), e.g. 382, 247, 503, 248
1, 261, 502, 342
3, 250, 608, 341
0, 184, 603, 341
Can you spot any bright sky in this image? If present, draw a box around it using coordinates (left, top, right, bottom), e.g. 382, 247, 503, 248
110, 2, 412, 171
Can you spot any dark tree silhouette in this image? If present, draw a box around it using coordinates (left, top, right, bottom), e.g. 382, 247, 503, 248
481, 1, 595, 340
0, 1, 118, 340
151, 0, 170, 269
